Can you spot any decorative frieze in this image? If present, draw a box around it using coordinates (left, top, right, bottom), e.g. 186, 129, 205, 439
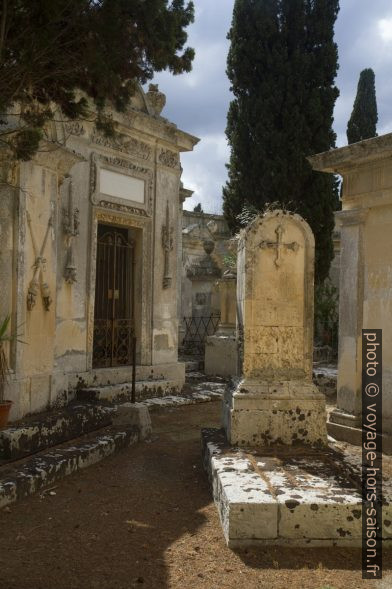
158, 148, 180, 169
91, 132, 152, 161
97, 200, 149, 217
64, 121, 86, 136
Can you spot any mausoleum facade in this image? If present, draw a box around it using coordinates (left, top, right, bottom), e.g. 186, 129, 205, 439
0, 84, 198, 421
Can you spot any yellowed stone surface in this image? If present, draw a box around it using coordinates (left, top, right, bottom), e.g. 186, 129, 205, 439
224, 211, 327, 447
0, 84, 198, 421
309, 133, 392, 450
205, 270, 238, 377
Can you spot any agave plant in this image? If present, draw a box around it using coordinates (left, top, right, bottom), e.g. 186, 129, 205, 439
0, 315, 25, 404
0, 316, 11, 404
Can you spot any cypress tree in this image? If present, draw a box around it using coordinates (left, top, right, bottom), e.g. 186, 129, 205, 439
223, 0, 340, 283
347, 68, 378, 144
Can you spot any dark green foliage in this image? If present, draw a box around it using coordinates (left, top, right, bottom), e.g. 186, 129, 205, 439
0, 0, 194, 161
314, 278, 339, 351
193, 203, 204, 213
223, 0, 340, 283
347, 68, 378, 144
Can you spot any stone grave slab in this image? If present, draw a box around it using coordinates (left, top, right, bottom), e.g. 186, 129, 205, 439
202, 428, 392, 548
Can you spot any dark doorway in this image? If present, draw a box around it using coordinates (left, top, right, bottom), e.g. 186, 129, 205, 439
93, 224, 135, 368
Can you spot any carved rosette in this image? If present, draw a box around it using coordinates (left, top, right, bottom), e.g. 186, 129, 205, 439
158, 148, 180, 169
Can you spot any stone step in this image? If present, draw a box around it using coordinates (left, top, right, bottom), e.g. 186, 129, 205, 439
77, 378, 182, 404
185, 360, 201, 372
0, 404, 114, 461
70, 363, 184, 389
0, 425, 140, 509
136, 390, 224, 412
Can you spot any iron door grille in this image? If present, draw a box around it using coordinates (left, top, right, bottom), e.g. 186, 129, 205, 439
93, 226, 135, 368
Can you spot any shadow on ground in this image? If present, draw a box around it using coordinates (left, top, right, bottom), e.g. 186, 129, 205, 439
0, 401, 390, 589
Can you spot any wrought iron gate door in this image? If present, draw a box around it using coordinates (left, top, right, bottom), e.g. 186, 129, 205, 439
93, 225, 135, 368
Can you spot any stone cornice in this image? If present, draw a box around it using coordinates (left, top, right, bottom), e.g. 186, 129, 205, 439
335, 208, 369, 227
32, 141, 86, 182
308, 133, 392, 174
180, 186, 193, 203
117, 109, 199, 153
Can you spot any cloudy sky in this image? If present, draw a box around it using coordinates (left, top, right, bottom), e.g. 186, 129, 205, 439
150, 1, 392, 214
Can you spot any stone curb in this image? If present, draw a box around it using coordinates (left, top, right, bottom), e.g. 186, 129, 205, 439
137, 390, 224, 411
0, 426, 139, 509
0, 386, 224, 509
0, 404, 114, 461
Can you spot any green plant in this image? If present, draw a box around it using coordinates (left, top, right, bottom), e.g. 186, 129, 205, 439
0, 316, 11, 403
314, 279, 339, 350
0, 315, 25, 403
222, 252, 237, 271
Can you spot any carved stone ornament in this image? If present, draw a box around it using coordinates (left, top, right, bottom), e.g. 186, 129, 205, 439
258, 224, 299, 268
89, 152, 154, 216
158, 148, 180, 169
63, 178, 80, 284
26, 212, 53, 311
64, 121, 85, 136
161, 200, 174, 288
91, 131, 152, 161
146, 84, 166, 116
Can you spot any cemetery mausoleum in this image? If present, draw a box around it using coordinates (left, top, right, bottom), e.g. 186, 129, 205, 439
0, 84, 199, 421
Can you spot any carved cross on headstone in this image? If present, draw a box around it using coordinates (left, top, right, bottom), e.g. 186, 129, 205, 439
258, 224, 299, 268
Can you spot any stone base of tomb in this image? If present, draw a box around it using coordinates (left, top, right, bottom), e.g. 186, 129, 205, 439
204, 333, 238, 378
222, 378, 328, 447
327, 408, 392, 455
201, 428, 392, 548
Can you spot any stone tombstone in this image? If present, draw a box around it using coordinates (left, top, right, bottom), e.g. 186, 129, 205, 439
216, 269, 237, 335
223, 210, 327, 447
204, 269, 238, 377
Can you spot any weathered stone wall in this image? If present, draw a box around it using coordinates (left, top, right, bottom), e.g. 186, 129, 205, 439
181, 211, 231, 318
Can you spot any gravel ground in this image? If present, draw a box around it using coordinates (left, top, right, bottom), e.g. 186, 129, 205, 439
0, 401, 390, 589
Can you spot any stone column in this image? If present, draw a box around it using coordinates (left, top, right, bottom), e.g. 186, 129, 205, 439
309, 133, 392, 453
223, 210, 327, 447
329, 209, 368, 430
204, 270, 238, 376
177, 184, 193, 347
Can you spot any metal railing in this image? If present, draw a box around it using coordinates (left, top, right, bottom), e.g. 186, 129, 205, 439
180, 314, 220, 356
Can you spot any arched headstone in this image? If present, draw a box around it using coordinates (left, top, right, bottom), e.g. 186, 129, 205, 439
223, 210, 327, 446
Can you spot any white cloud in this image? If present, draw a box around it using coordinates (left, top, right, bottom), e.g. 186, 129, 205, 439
378, 18, 392, 42
181, 133, 229, 215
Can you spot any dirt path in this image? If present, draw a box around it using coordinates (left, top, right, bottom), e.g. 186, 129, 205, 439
0, 401, 390, 589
